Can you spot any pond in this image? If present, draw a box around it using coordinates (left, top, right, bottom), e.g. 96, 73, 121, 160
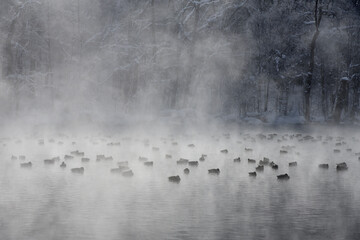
1, 126, 360, 240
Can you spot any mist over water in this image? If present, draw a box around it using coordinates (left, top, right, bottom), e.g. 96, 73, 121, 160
1, 0, 360, 239
1, 123, 360, 240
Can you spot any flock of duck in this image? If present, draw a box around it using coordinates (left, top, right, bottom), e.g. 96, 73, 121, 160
5, 131, 358, 183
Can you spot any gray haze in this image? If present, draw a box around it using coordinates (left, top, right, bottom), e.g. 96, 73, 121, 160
1, 125, 360, 240
0, 0, 360, 126
1, 1, 360, 240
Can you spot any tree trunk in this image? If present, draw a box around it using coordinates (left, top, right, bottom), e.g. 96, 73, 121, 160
351, 75, 360, 119
264, 78, 270, 112
47, 0, 54, 109
184, 3, 199, 98
77, 0, 82, 63
284, 83, 289, 116
304, 29, 319, 121
333, 78, 350, 123
170, 39, 182, 109
304, 0, 321, 121
151, 0, 156, 62
320, 60, 327, 120
3, 19, 16, 78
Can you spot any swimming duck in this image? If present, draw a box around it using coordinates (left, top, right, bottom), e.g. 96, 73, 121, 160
249, 172, 257, 177
188, 161, 199, 166
71, 167, 84, 174
20, 162, 32, 168
289, 162, 297, 167
144, 161, 154, 166
168, 175, 181, 183
208, 168, 220, 175
122, 170, 134, 177
233, 157, 241, 163
318, 164, 329, 169
336, 162, 348, 171
277, 173, 290, 180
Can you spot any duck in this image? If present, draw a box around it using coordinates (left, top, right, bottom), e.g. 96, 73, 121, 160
60, 162, 66, 168
138, 156, 148, 161
144, 161, 154, 166
271, 163, 278, 170
248, 158, 256, 164
177, 158, 189, 165
233, 157, 241, 163
110, 168, 122, 173
208, 168, 220, 175
165, 154, 172, 159
44, 159, 55, 164
71, 167, 84, 174
199, 154, 206, 161
20, 162, 32, 168
289, 161, 297, 167
11, 155, 17, 160
117, 161, 128, 166
183, 168, 190, 174
71, 150, 84, 156
220, 149, 228, 154
118, 166, 130, 171
19, 155, 26, 160
64, 155, 74, 160
168, 175, 181, 183
336, 162, 348, 171
77, 152, 85, 157
256, 165, 264, 172
249, 171, 257, 177
188, 161, 199, 166
318, 163, 329, 169
259, 157, 270, 165
81, 158, 90, 162
277, 173, 290, 180
97, 155, 106, 161
188, 144, 195, 148
122, 170, 134, 177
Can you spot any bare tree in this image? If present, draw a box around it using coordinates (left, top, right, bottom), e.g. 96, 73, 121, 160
304, 0, 322, 121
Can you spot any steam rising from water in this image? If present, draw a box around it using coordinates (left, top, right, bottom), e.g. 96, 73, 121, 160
1, 124, 360, 239
1, 1, 360, 239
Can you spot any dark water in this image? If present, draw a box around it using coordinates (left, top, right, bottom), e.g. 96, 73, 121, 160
1, 128, 360, 240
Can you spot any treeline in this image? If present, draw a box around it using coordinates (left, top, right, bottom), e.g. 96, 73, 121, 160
1, 0, 360, 123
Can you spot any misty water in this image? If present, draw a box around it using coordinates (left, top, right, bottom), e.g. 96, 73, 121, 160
2, 0, 360, 239
1, 124, 360, 240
